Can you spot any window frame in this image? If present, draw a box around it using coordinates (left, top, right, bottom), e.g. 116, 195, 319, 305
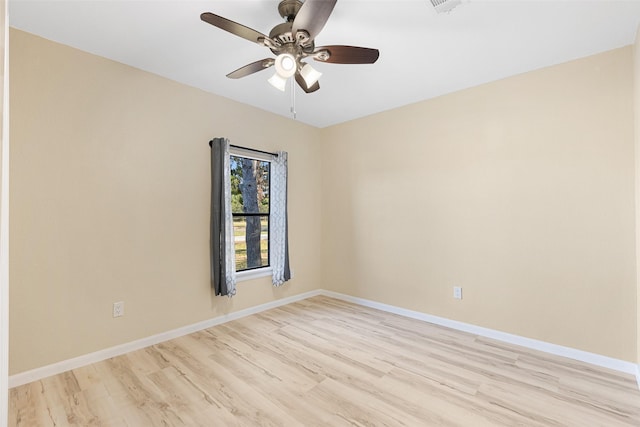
229, 146, 274, 280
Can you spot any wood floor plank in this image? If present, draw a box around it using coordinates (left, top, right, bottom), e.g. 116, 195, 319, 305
8, 295, 640, 426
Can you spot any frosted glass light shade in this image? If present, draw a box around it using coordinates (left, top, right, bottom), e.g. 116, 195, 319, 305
268, 73, 288, 91
300, 63, 322, 88
274, 53, 296, 78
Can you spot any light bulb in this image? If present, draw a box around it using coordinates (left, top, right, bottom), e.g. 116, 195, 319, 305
281, 56, 295, 72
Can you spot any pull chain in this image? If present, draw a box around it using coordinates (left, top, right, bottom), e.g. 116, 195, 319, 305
290, 77, 297, 120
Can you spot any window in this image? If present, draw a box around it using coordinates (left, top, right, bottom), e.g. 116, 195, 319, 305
210, 138, 289, 295
230, 153, 270, 272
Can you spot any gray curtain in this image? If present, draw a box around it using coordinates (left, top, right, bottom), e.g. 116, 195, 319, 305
284, 178, 291, 282
210, 137, 231, 296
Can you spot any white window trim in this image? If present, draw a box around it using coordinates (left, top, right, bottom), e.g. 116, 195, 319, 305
236, 266, 272, 282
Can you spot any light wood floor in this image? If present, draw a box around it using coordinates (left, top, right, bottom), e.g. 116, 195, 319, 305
8, 296, 640, 426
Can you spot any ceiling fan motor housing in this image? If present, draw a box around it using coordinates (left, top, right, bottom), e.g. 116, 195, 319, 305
269, 18, 314, 57
270, 22, 296, 45
278, 0, 303, 21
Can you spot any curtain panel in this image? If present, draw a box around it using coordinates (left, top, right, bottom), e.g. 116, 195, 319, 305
210, 138, 236, 296
271, 151, 291, 286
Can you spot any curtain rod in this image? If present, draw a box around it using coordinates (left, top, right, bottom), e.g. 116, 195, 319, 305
230, 144, 279, 157
208, 140, 278, 157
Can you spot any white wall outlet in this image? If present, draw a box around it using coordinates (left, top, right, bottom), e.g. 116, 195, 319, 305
113, 301, 124, 317
453, 286, 463, 300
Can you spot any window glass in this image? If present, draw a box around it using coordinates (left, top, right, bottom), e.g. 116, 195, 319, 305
230, 156, 270, 271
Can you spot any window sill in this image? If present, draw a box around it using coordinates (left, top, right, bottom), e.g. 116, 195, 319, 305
236, 267, 272, 282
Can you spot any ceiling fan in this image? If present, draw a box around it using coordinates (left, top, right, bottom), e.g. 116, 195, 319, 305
201, 0, 380, 93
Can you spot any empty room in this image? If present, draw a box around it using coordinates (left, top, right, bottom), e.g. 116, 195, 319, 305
2, 0, 640, 426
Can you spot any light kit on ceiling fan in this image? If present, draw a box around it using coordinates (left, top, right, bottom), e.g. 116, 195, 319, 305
267, 73, 288, 91
201, 0, 379, 94
268, 53, 297, 91
299, 63, 322, 89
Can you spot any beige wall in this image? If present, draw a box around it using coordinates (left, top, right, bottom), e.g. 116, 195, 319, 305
9, 29, 323, 374
10, 27, 639, 375
321, 47, 636, 362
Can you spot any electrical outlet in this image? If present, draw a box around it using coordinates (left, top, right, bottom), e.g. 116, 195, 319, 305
453, 286, 463, 300
113, 301, 124, 318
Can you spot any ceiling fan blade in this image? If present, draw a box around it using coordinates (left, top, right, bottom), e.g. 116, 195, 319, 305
295, 73, 320, 93
314, 45, 380, 64
201, 12, 268, 45
292, 0, 337, 41
226, 59, 275, 79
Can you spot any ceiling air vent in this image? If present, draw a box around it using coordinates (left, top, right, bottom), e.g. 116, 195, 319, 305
430, 0, 461, 14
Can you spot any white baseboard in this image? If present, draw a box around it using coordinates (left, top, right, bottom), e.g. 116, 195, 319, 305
320, 290, 640, 383
9, 288, 640, 391
8, 289, 322, 388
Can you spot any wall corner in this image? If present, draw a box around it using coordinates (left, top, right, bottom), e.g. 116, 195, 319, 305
634, 23, 640, 368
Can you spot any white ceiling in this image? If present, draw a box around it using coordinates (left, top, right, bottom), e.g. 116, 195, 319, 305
9, 0, 640, 128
